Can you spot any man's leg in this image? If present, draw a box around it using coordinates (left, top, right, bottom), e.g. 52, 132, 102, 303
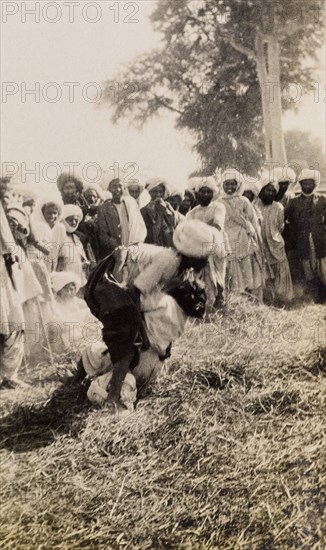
0, 331, 25, 389
106, 350, 135, 409
213, 283, 225, 309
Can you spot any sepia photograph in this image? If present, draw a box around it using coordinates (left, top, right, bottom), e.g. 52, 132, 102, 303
1, 1, 325, 548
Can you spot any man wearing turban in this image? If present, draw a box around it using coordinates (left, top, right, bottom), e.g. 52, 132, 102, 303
221, 169, 264, 301
179, 189, 196, 216
284, 169, 326, 303
141, 177, 180, 247
125, 180, 150, 209
256, 175, 293, 304
186, 176, 227, 307
97, 178, 147, 258
273, 166, 297, 208
78, 220, 225, 413
57, 172, 87, 212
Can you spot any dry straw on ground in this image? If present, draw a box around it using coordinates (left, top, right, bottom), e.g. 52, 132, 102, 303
0, 296, 325, 549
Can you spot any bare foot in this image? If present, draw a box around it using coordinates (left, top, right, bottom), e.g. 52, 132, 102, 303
105, 398, 130, 419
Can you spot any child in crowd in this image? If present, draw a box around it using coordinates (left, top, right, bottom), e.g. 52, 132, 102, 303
57, 205, 91, 288
50, 271, 100, 352
30, 194, 66, 272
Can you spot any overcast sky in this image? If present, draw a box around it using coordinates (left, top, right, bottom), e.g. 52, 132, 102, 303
1, 1, 325, 191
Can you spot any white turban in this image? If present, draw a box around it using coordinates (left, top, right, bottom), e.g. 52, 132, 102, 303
83, 182, 105, 201
6, 204, 29, 229
193, 176, 219, 199
242, 180, 261, 197
220, 169, 245, 197
173, 219, 225, 259
62, 204, 83, 233
63, 204, 83, 222
298, 169, 320, 187
167, 188, 185, 200
188, 177, 201, 193
260, 173, 279, 194
125, 180, 144, 191
50, 271, 81, 293
145, 177, 169, 198
221, 169, 244, 187
273, 166, 296, 184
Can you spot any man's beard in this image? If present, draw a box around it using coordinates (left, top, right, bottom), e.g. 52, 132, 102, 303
199, 198, 211, 207
65, 194, 77, 203
262, 197, 274, 206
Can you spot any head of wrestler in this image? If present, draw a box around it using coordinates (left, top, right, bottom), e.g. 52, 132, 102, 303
173, 219, 224, 274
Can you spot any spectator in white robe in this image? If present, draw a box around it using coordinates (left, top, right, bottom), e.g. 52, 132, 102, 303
6, 204, 45, 356
57, 205, 90, 288
0, 203, 25, 388
125, 181, 150, 209
166, 188, 186, 224
221, 169, 264, 298
273, 166, 297, 208
242, 179, 266, 301
256, 176, 293, 304
186, 177, 227, 307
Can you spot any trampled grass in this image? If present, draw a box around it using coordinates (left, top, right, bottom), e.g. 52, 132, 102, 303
0, 296, 325, 549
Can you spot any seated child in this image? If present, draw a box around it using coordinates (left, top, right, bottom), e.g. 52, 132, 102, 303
50, 271, 101, 353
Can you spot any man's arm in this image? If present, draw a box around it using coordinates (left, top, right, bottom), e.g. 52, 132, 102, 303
97, 205, 119, 255
133, 250, 179, 296
212, 201, 226, 231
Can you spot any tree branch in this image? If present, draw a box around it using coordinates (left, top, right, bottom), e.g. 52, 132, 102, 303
150, 93, 184, 115
227, 38, 257, 62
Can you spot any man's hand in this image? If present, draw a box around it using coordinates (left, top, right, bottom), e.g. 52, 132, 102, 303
156, 199, 168, 212
112, 246, 128, 282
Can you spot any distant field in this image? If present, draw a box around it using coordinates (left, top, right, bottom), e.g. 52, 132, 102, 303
0, 297, 325, 549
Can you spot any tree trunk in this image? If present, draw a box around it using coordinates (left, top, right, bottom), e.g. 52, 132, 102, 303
256, 33, 287, 166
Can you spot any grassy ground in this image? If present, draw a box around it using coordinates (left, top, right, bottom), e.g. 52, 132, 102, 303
0, 296, 325, 549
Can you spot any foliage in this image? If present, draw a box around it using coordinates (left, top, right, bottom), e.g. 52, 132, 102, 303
102, 0, 324, 172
